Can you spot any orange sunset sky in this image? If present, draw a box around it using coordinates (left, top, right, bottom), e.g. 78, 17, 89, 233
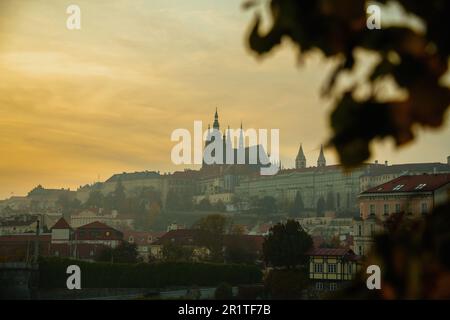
0, 0, 449, 199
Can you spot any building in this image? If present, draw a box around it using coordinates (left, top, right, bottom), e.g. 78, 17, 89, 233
0, 234, 51, 263
0, 218, 125, 262
70, 208, 134, 230
122, 230, 165, 262
295, 144, 306, 169
307, 248, 361, 293
351, 215, 384, 256
236, 164, 368, 215
358, 173, 450, 220
360, 162, 450, 192
150, 229, 209, 260
353, 173, 450, 257
27, 185, 76, 210
0, 216, 38, 235
0, 214, 59, 235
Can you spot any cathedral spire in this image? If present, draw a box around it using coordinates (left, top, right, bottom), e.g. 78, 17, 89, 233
239, 121, 244, 150
213, 108, 220, 130
317, 144, 326, 167
296, 143, 306, 169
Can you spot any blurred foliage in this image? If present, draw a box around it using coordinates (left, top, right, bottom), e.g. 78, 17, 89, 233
245, 0, 450, 166
338, 202, 450, 299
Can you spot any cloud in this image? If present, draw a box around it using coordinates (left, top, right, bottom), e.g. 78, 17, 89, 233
0, 0, 448, 199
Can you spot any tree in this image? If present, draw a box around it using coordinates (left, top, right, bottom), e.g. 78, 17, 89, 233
56, 193, 70, 210
316, 197, 326, 217
289, 191, 305, 217
263, 220, 313, 269
224, 242, 258, 265
162, 242, 193, 261
245, 0, 450, 167
165, 190, 181, 210
193, 214, 229, 262
214, 200, 226, 212
326, 191, 335, 211
231, 195, 244, 212
97, 241, 138, 264
112, 180, 127, 213
85, 190, 104, 209
252, 196, 277, 215
197, 198, 212, 211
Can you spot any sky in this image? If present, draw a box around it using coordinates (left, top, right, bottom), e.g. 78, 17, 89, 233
0, 0, 449, 199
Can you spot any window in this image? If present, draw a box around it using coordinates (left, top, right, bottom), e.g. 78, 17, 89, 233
90, 250, 94, 256
421, 203, 428, 215
393, 184, 404, 191
415, 184, 427, 190
369, 204, 376, 215
359, 246, 363, 255
328, 264, 337, 273
315, 282, 324, 290
330, 283, 337, 291
314, 263, 323, 273
129, 236, 134, 243
348, 264, 352, 274
358, 225, 362, 236
395, 204, 401, 213
383, 204, 389, 216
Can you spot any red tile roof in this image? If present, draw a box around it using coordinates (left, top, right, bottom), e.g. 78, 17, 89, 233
123, 231, 164, 245
51, 217, 71, 230
307, 248, 356, 257
0, 234, 51, 243
77, 221, 114, 230
154, 229, 199, 246
361, 173, 450, 194
75, 221, 123, 241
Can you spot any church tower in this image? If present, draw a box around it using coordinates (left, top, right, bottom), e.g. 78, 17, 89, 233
213, 107, 220, 130
317, 144, 326, 167
295, 144, 306, 169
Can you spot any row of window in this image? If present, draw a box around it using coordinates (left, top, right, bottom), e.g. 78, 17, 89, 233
314, 263, 337, 273
368, 202, 428, 215
315, 282, 337, 291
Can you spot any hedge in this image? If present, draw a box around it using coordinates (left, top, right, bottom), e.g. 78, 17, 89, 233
38, 257, 262, 289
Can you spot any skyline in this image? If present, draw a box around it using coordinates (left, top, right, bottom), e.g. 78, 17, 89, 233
0, 0, 449, 199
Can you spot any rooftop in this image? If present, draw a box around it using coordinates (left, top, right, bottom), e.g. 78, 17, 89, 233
51, 217, 71, 230
361, 173, 450, 194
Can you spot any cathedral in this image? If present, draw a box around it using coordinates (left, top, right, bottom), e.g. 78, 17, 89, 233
201, 109, 270, 171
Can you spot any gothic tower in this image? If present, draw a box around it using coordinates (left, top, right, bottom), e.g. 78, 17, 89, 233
295, 144, 306, 169
317, 144, 326, 167
213, 107, 220, 130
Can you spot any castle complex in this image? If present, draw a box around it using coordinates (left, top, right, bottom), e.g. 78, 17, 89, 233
2, 110, 450, 217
